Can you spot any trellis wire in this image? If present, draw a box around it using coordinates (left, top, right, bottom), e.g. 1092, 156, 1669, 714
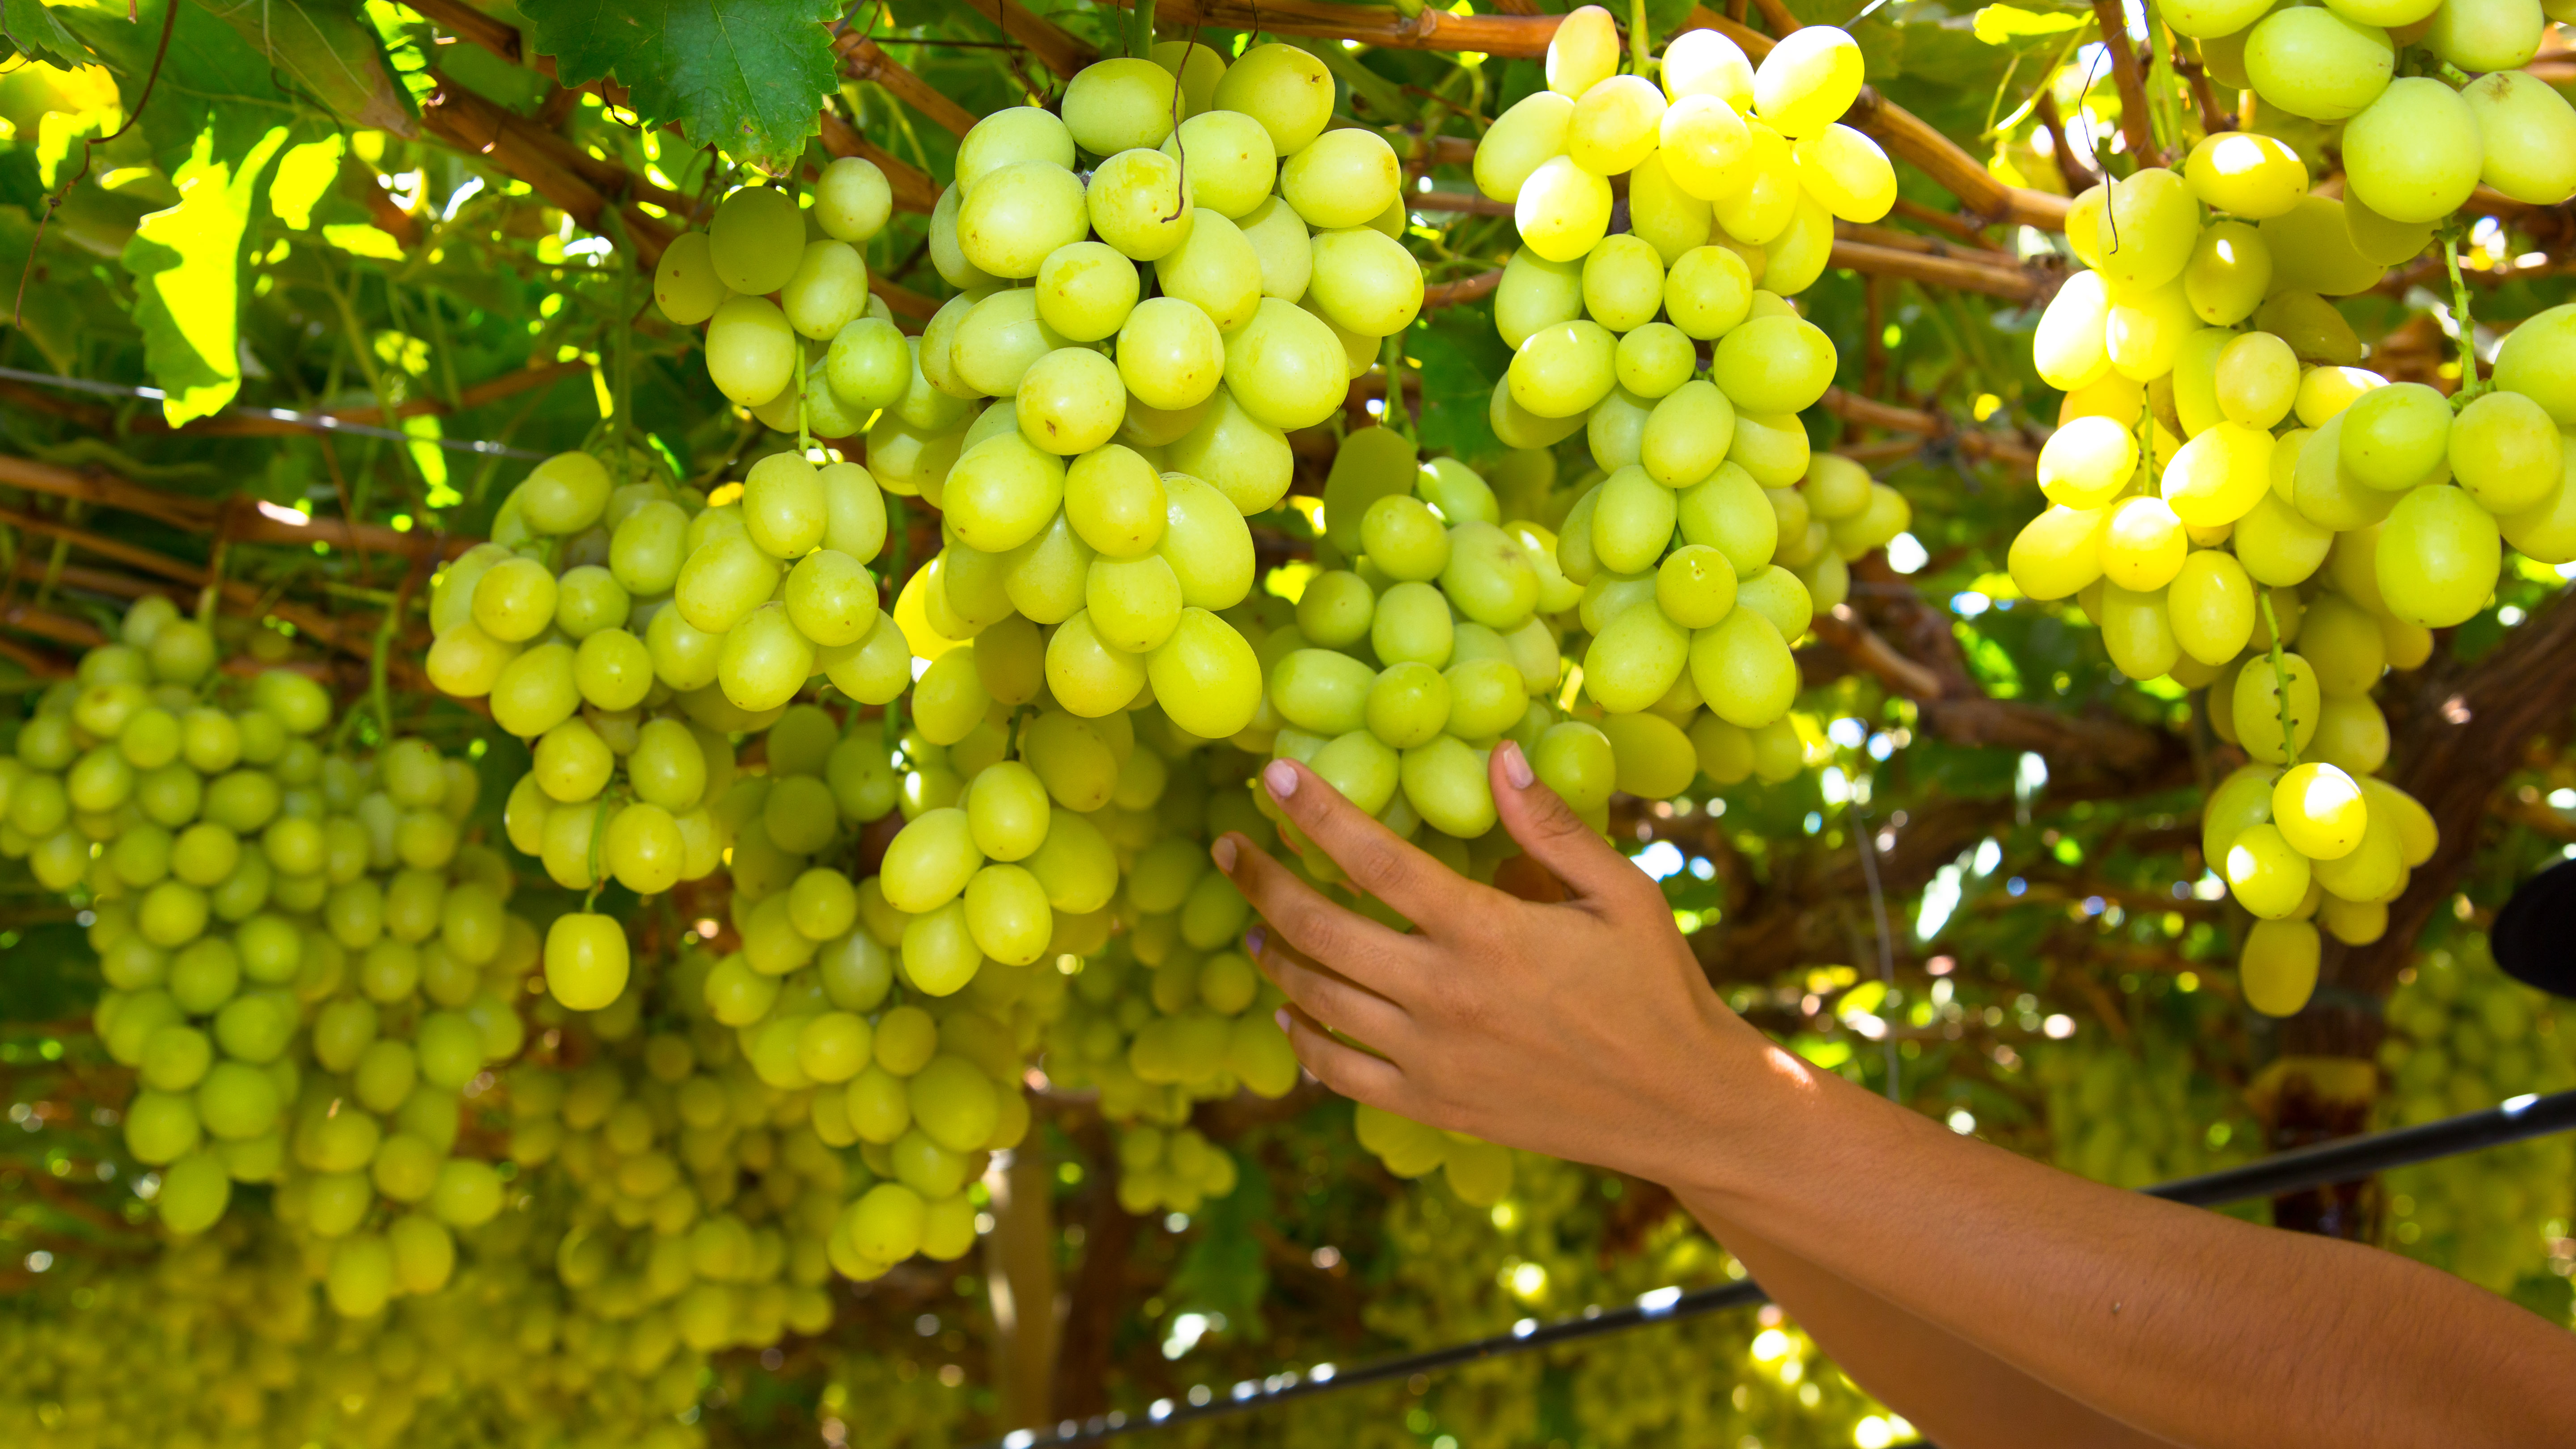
973, 1088, 2576, 1449
0, 366, 551, 458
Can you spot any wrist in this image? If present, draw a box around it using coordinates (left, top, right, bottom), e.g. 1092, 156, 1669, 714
1629, 995, 1798, 1198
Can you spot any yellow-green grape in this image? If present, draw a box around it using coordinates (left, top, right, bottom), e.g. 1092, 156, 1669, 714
1675, 461, 1778, 577
2492, 303, 2576, 424
1444, 659, 1529, 739
1212, 43, 1334, 154
1616, 322, 1696, 398
1515, 155, 1614, 264
2033, 270, 2112, 390
2341, 78, 2483, 225
708, 183, 802, 295
1441, 522, 1540, 628
882, 808, 983, 915
2094, 166, 2199, 292
1791, 124, 1894, 223
716, 603, 815, 712
2162, 421, 2274, 527
2422, 0, 2543, 72
1365, 662, 1451, 748
2260, 198, 2386, 297
1752, 25, 1863, 137
1063, 445, 1166, 559
1511, 320, 1618, 419
1062, 56, 1179, 154
744, 452, 828, 557
1155, 208, 1264, 332
1663, 244, 1754, 340
784, 549, 879, 648
1034, 241, 1141, 344
1117, 295, 1225, 411
2300, 593, 2386, 697
1496, 248, 1585, 349
958, 160, 1091, 280
2168, 549, 2254, 665
2500, 465, 2576, 564
2183, 220, 2270, 326
1221, 298, 1348, 432
2231, 652, 2321, 764
2215, 330, 2299, 429
1399, 735, 1496, 838
1086, 554, 1184, 652
1016, 347, 1126, 455
1085, 146, 1192, 263
2447, 390, 2563, 515
1164, 109, 1277, 220
2038, 415, 2137, 509
2339, 381, 2450, 491
945, 434, 1067, 554
1238, 194, 1313, 301
1712, 123, 1799, 245
706, 295, 796, 407
1272, 649, 1375, 735
958, 105, 1075, 192
1568, 73, 1665, 174
2203, 761, 2275, 862
1626, 149, 1714, 264
1711, 315, 1836, 415
1587, 465, 1675, 576
2243, 8, 2393, 120
1689, 607, 1796, 728
962, 863, 1051, 966
1372, 580, 1455, 670
2375, 484, 2500, 629
1597, 711, 1694, 798
1279, 127, 1400, 229
783, 239, 869, 341
1584, 603, 1688, 712
1147, 608, 1261, 740
2293, 417, 2398, 531
1664, 25, 1755, 106
1476, 89, 1575, 203
652, 230, 727, 325
953, 288, 1067, 397
2462, 69, 2576, 206
491, 643, 580, 739
2181, 130, 2309, 218
2103, 281, 2196, 383
1580, 233, 1665, 333
1362, 495, 1451, 582
815, 154, 892, 242
1044, 611, 1147, 716
2241, 919, 2321, 1017
1658, 93, 1753, 201
2273, 761, 2366, 860
2099, 496, 2186, 591
2008, 505, 2109, 601
544, 912, 629, 1010
2098, 583, 2180, 681
1546, 4, 1621, 96
2224, 822, 2312, 919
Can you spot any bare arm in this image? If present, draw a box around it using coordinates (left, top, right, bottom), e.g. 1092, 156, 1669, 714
1215, 745, 2576, 1449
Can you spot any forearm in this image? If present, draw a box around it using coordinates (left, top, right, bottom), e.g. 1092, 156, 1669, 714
1672, 1034, 2576, 1449
1673, 1197, 2184, 1449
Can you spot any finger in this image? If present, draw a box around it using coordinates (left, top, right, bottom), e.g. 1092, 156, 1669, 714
1250, 929, 1414, 1055
1214, 832, 1427, 1003
1275, 1001, 1409, 1106
1489, 740, 1651, 905
1254, 758, 1476, 930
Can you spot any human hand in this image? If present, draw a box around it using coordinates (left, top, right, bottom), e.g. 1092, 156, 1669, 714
1211, 740, 1771, 1181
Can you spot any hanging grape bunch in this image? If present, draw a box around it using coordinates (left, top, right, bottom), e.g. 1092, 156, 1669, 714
2012, 14, 2576, 1016
1480, 11, 1914, 792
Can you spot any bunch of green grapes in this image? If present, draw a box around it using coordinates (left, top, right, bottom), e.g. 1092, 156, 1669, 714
2171, 0, 2576, 220
2004, 114, 2576, 1012
2034, 1029, 2261, 1189
2379, 940, 2576, 1291
1475, 14, 1909, 770
11, 601, 538, 1263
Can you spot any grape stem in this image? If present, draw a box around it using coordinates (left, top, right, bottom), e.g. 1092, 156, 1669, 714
794, 345, 812, 457
1628, 0, 1654, 76
1130, 0, 1152, 59
2260, 590, 2297, 768
585, 793, 615, 908
1378, 333, 1411, 438
2439, 221, 2486, 404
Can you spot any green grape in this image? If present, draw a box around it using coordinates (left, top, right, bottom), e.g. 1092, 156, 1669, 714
2447, 390, 2562, 515
1062, 445, 1165, 559
953, 288, 1067, 398
1478, 89, 1576, 203
708, 184, 802, 295
2244, 8, 2392, 120
1220, 297, 1348, 432
2243, 919, 2322, 1017
814, 154, 892, 242
1597, 712, 1695, 798
1584, 604, 1689, 713
1085, 554, 1185, 652
1016, 346, 1125, 455
958, 160, 1092, 280
1515, 154, 1614, 264
1236, 193, 1313, 303
741, 452, 826, 558
782, 239, 869, 341
2375, 484, 2500, 628
519, 450, 613, 534
652, 230, 727, 325
2342, 78, 2483, 225
1792, 123, 1895, 223
1711, 315, 1836, 415
1035, 241, 1141, 343
2301, 593, 2387, 697
2462, 70, 2576, 207
1657, 93, 1753, 202
470, 557, 557, 643
2224, 821, 2311, 919
962, 863, 1051, 966
2274, 760, 2367, 860
1657, 244, 1751, 341
943, 434, 1065, 553
1306, 226, 1424, 338
2214, 330, 2299, 430
1495, 247, 1584, 351
1212, 43, 1334, 154
2338, 381, 2450, 491
534, 718, 613, 802
1163, 110, 1276, 219
1154, 208, 1264, 331
2104, 280, 2197, 382
1689, 607, 1796, 728
2168, 549, 2254, 665
1364, 662, 1451, 748
2266, 201, 2386, 302
2492, 304, 2576, 424
1567, 72, 1665, 175
611, 501, 690, 599
1279, 127, 1401, 230
644, 606, 721, 692
782, 548, 878, 648
2099, 583, 2181, 681
705, 295, 796, 407
2162, 421, 2274, 526
2032, 269, 2112, 390
1399, 735, 1496, 838
2182, 220, 2270, 326
1674, 462, 1779, 578
2181, 130, 2309, 217
959, 106, 1076, 195
826, 315, 910, 418
1062, 56, 1179, 154
1148, 609, 1262, 740
2422, 0, 2543, 72
902, 898, 985, 995
1441, 522, 1541, 629
1272, 649, 1376, 735
1116, 295, 1225, 411
1753, 24, 1863, 137
2231, 652, 2322, 763
1714, 122, 1800, 244
2036, 415, 2137, 509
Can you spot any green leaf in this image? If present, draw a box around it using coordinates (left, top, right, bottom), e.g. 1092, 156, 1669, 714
0, 0, 100, 69
517, 0, 840, 171
122, 123, 292, 426
1971, 4, 2088, 45
188, 0, 419, 136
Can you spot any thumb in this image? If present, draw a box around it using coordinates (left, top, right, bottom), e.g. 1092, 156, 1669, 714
1489, 739, 1640, 904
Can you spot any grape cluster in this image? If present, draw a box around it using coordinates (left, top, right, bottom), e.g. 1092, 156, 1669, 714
1482, 15, 1911, 771
2000, 97, 2576, 1009
2378, 941, 2576, 1290
2034, 1028, 2260, 1189
15, 603, 537, 1267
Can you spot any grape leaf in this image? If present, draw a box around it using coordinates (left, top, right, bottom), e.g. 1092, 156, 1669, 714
189, 0, 419, 136
121, 123, 293, 426
516, 0, 840, 171
0, 0, 99, 69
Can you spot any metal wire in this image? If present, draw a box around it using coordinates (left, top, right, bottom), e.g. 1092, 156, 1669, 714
0, 366, 552, 458
970, 1088, 2576, 1449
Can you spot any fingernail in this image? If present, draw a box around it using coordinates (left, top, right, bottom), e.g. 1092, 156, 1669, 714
1212, 836, 1238, 873
1244, 925, 1266, 956
1275, 1007, 1293, 1034
1264, 758, 1299, 801
1501, 739, 1534, 790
